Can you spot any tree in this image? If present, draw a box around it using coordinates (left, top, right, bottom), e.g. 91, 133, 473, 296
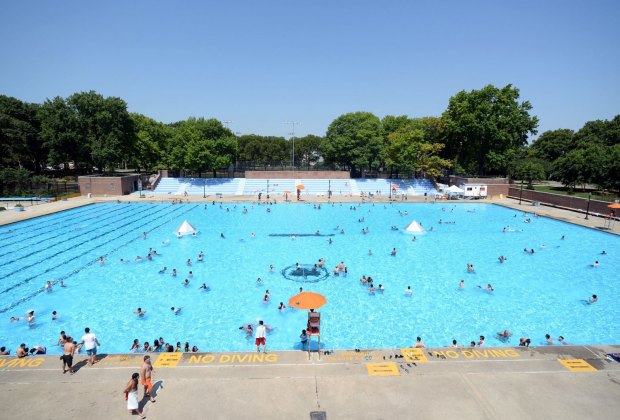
131, 113, 173, 172
323, 112, 384, 176
0, 96, 45, 172
530, 129, 575, 162
67, 91, 135, 173
292, 135, 323, 169
442, 84, 538, 175
510, 158, 546, 188
384, 126, 451, 177
39, 96, 84, 170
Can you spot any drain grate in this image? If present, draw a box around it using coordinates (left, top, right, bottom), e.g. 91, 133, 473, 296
310, 411, 327, 420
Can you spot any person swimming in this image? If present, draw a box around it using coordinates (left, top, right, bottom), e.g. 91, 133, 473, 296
390, 248, 397, 256
159, 267, 167, 274
459, 279, 464, 289
256, 277, 263, 284
134, 308, 146, 317
171, 307, 182, 314
171, 269, 177, 277
588, 294, 598, 304
183, 279, 190, 286
405, 286, 413, 295
198, 283, 209, 290
278, 302, 286, 310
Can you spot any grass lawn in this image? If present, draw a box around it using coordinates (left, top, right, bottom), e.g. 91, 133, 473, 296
532, 185, 617, 202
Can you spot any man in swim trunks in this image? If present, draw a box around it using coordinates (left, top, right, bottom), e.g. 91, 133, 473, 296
140, 355, 156, 402
255, 320, 267, 353
61, 337, 76, 374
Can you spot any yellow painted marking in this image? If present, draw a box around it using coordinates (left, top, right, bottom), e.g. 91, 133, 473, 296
401, 348, 428, 363
0, 357, 44, 368
366, 362, 400, 376
186, 353, 278, 364
558, 359, 596, 372
153, 353, 183, 368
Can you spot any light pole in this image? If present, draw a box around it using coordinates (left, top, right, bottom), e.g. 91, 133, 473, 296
203, 178, 206, 198
283, 121, 300, 168
235, 132, 241, 174
585, 193, 592, 220
518, 180, 524, 205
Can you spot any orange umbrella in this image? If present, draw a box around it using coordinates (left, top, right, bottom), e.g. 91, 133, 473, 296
608, 203, 620, 209
296, 185, 305, 190
391, 183, 400, 188
289, 292, 327, 310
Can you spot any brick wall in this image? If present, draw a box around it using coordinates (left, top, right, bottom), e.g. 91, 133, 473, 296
508, 187, 615, 216
245, 171, 350, 179
78, 175, 139, 196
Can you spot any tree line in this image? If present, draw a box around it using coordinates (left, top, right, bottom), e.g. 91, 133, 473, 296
1, 86, 618, 192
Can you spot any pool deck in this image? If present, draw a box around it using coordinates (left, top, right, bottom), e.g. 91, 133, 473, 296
1, 195, 619, 419
1, 345, 619, 420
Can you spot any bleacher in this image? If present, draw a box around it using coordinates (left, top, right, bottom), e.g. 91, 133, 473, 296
153, 177, 436, 197
153, 178, 239, 196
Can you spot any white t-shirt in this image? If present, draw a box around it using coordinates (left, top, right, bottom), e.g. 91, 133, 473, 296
255, 325, 267, 339
82, 333, 97, 350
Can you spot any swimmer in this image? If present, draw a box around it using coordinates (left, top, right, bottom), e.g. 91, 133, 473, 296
412, 236, 417, 242
405, 286, 413, 295
198, 283, 209, 290
467, 264, 474, 272
183, 279, 190, 286
239, 324, 253, 336
333, 266, 340, 276
134, 308, 146, 317
187, 259, 192, 266
545, 334, 553, 345
269, 264, 274, 272
450, 339, 461, 348
135, 256, 143, 262
328, 238, 333, 244
369, 284, 375, 293
158, 267, 167, 274
10, 317, 20, 322
120, 258, 129, 263
171, 269, 177, 277
278, 302, 286, 310
146, 254, 152, 261
198, 252, 204, 262
45, 281, 53, 291
360, 275, 367, 284
170, 307, 182, 314
60, 281, 66, 287
592, 261, 599, 267
52, 311, 58, 320
318, 259, 324, 267
477, 284, 494, 292
378, 284, 384, 292
142, 232, 147, 239
478, 335, 485, 346
601, 250, 607, 255
262, 294, 270, 302
519, 338, 531, 347
188, 271, 193, 277
251, 232, 256, 237
27, 311, 35, 323
588, 294, 598, 304
558, 336, 568, 345
192, 232, 197, 237
390, 248, 397, 256
459, 279, 464, 289
497, 330, 511, 341
177, 232, 183, 238
98, 257, 105, 264
256, 277, 263, 284
414, 336, 426, 348
221, 233, 225, 238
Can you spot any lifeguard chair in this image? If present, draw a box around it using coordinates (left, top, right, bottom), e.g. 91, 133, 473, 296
307, 311, 321, 359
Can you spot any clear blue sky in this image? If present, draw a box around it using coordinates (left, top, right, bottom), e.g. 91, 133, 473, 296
1, 0, 618, 139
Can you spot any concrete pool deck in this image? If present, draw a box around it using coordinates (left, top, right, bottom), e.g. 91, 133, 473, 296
1, 345, 619, 419
1, 195, 618, 419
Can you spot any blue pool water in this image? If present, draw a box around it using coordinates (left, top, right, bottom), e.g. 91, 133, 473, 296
0, 202, 618, 354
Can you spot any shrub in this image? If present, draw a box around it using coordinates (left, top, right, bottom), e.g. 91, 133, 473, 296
0, 207, 6, 211
15, 203, 23, 207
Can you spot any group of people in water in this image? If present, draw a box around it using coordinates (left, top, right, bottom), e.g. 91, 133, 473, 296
130, 337, 199, 353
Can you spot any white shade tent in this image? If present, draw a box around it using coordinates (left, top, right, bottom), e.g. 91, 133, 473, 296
446, 185, 465, 194
176, 220, 197, 236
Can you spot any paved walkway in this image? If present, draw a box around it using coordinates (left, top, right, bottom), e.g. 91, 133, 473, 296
1, 345, 619, 420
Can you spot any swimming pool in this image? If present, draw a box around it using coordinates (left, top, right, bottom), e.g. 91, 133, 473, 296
1, 202, 618, 354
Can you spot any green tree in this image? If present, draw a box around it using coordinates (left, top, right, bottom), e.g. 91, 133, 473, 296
292, 135, 323, 169
67, 91, 135, 173
131, 113, 173, 172
39, 96, 84, 170
530, 129, 575, 162
323, 112, 384, 176
442, 84, 538, 175
510, 158, 546, 188
0, 96, 45, 172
